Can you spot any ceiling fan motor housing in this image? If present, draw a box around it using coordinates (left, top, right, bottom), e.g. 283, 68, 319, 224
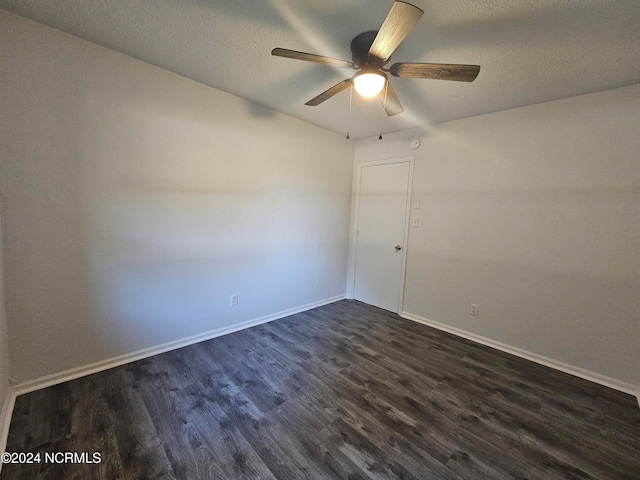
350, 31, 385, 70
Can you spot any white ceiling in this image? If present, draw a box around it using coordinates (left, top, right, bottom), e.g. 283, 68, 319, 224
2, 0, 640, 139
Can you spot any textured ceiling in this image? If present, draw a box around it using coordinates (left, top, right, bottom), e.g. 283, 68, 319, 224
2, 0, 640, 139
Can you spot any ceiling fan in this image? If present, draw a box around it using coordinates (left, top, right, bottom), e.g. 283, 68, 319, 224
271, 1, 480, 117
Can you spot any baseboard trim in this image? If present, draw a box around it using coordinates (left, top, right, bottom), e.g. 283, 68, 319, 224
401, 311, 639, 398
12, 294, 346, 397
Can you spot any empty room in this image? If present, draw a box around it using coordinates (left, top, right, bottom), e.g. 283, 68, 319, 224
0, 1, 639, 479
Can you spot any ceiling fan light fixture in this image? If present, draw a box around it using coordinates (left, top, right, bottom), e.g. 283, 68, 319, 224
353, 71, 386, 97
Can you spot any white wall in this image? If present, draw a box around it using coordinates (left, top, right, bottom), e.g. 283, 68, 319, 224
0, 11, 354, 382
353, 85, 640, 388
0, 198, 10, 412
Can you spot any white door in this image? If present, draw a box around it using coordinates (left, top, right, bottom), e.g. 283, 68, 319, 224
354, 160, 411, 312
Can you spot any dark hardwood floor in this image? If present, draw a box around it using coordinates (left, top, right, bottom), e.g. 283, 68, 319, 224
3, 300, 639, 479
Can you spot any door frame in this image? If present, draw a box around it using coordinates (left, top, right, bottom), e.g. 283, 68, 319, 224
348, 156, 414, 314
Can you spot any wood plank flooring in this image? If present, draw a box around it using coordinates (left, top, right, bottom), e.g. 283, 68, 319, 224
2, 300, 639, 479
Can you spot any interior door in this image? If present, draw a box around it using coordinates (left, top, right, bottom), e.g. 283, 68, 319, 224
354, 160, 411, 312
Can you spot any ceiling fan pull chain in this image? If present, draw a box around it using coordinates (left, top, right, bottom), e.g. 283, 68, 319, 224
347, 83, 353, 139
379, 81, 389, 140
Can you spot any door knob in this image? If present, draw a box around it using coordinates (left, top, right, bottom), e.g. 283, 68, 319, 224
395, 245, 402, 251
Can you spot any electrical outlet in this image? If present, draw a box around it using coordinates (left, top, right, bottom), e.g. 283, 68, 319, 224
231, 294, 238, 306
411, 217, 419, 228
470, 304, 479, 316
